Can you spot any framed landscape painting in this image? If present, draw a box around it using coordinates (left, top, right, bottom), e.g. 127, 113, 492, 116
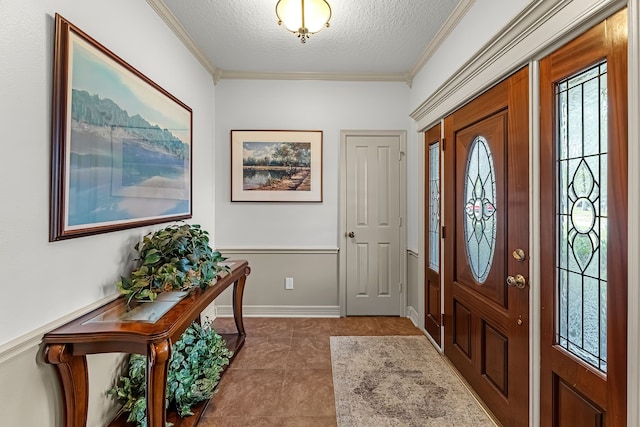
50, 14, 192, 241
230, 130, 323, 202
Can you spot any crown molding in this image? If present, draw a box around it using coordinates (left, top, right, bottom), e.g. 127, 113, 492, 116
145, 0, 472, 87
407, 0, 476, 79
410, 0, 564, 125
145, 0, 414, 85
410, 0, 625, 129
145, 0, 219, 79
219, 69, 411, 84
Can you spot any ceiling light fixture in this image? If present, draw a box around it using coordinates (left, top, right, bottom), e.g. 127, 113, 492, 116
276, 0, 331, 44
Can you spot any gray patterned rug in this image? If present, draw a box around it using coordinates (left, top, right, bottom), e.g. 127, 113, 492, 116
330, 336, 497, 427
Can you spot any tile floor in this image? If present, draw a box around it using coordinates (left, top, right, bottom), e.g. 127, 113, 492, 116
199, 317, 423, 427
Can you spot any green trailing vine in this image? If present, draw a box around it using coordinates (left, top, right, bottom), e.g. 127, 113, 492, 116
107, 320, 233, 427
116, 223, 229, 304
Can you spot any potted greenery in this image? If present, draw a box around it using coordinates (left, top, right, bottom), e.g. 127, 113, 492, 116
108, 319, 233, 427
116, 223, 229, 304
110, 223, 233, 426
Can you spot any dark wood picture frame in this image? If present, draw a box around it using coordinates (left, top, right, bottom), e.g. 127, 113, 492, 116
230, 130, 323, 202
50, 14, 192, 241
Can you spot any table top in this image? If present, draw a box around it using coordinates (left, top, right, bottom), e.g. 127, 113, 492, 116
42, 260, 249, 355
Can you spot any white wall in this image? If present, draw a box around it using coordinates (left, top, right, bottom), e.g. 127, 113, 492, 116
406, 118, 421, 252
0, 0, 215, 346
213, 79, 411, 310
0, 0, 215, 425
214, 79, 411, 248
409, 0, 533, 116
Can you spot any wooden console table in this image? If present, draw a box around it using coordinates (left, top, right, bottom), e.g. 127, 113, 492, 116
43, 260, 250, 427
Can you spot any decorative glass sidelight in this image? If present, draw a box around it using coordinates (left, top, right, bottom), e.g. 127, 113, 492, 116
556, 61, 608, 373
428, 142, 440, 272
463, 136, 497, 284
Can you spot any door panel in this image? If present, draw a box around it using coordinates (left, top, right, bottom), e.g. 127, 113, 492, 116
425, 124, 441, 344
556, 378, 604, 427
483, 321, 508, 394
539, 9, 627, 426
454, 300, 472, 357
346, 134, 401, 315
444, 67, 530, 427
455, 114, 507, 308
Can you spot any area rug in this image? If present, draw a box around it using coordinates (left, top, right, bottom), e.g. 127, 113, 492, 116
330, 336, 497, 427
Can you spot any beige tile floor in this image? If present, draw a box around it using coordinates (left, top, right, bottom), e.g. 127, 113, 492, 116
199, 317, 423, 427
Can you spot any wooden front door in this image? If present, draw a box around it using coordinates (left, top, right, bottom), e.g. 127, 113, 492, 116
443, 67, 530, 426
345, 131, 403, 316
425, 124, 442, 345
539, 9, 627, 426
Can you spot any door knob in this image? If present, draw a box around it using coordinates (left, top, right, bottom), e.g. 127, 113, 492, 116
348, 231, 355, 238
506, 274, 527, 289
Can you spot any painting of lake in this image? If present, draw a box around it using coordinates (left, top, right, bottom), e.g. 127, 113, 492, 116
230, 130, 322, 202
242, 141, 311, 191
62, 31, 191, 231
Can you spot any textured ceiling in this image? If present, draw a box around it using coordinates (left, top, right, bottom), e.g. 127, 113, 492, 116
157, 0, 465, 78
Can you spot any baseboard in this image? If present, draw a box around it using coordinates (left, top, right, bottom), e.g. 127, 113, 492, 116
214, 305, 341, 318
406, 305, 419, 327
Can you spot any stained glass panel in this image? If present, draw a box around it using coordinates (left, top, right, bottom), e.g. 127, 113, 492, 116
556, 61, 607, 373
428, 142, 440, 272
463, 136, 496, 284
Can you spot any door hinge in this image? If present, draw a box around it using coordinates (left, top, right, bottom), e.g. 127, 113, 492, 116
399, 282, 403, 293
442, 138, 446, 151
441, 226, 446, 239
399, 217, 403, 227
441, 313, 445, 327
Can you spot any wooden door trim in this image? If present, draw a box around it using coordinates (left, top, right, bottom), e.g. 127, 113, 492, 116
424, 124, 442, 345
338, 130, 407, 317
539, 8, 628, 426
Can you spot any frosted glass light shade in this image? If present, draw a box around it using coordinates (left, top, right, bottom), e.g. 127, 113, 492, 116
276, 0, 331, 41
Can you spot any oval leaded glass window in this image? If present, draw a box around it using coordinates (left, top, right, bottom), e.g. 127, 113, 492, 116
463, 136, 497, 283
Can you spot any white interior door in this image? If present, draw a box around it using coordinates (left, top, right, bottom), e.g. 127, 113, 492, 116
344, 133, 402, 316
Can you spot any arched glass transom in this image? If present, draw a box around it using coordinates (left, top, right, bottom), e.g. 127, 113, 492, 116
463, 136, 497, 283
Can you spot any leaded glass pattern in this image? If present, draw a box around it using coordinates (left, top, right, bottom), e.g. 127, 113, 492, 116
463, 136, 496, 284
556, 61, 608, 373
428, 142, 440, 272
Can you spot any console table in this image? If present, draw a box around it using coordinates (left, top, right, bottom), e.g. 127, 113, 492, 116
43, 260, 250, 427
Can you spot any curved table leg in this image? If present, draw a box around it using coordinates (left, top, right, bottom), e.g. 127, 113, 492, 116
44, 344, 88, 427
147, 340, 171, 427
232, 266, 250, 337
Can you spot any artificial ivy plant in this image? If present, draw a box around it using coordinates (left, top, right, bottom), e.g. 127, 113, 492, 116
107, 320, 233, 427
116, 223, 229, 304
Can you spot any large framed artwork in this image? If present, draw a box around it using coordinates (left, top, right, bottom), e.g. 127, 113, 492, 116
49, 14, 192, 241
230, 130, 323, 202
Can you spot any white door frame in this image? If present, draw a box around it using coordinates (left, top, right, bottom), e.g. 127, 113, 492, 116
339, 130, 408, 317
